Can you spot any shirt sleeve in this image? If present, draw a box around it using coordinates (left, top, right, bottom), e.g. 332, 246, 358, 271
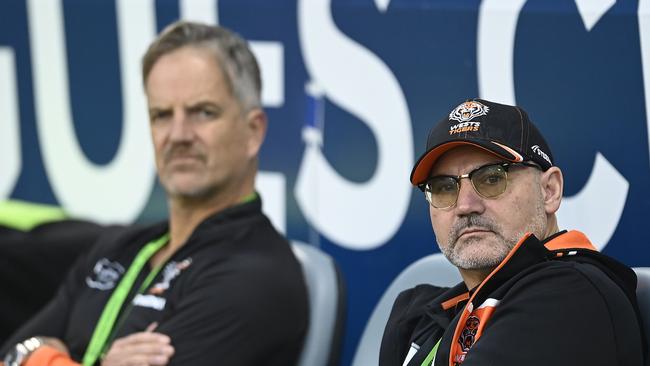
0, 226, 126, 357
0, 253, 86, 355
0, 220, 104, 344
459, 262, 644, 366
155, 258, 308, 366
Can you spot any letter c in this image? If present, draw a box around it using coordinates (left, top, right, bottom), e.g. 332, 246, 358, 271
478, 0, 628, 250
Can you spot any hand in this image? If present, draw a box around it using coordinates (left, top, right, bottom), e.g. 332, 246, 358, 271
100, 323, 174, 366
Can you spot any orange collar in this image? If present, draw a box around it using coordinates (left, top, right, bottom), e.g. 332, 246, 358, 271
543, 230, 597, 252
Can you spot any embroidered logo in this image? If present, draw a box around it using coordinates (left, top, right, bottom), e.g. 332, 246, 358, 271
449, 101, 489, 123
452, 298, 500, 365
86, 258, 125, 290
531, 145, 552, 165
449, 122, 481, 135
458, 315, 480, 352
149, 258, 193, 295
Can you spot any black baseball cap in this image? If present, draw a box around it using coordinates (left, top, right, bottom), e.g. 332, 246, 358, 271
410, 98, 554, 185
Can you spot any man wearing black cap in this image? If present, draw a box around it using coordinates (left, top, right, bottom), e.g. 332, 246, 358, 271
379, 99, 645, 366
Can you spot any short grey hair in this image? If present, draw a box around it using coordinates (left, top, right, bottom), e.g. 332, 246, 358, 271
142, 20, 261, 111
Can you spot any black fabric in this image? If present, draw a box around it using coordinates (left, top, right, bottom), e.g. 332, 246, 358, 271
0, 220, 118, 345
380, 284, 466, 366
1, 197, 309, 366
380, 233, 645, 366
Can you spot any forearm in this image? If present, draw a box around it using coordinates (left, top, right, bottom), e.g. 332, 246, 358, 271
2, 336, 74, 366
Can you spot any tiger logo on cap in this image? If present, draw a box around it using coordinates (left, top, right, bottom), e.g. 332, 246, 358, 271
449, 101, 490, 122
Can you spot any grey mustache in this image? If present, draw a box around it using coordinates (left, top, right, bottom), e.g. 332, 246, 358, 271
449, 215, 498, 244
163, 144, 204, 163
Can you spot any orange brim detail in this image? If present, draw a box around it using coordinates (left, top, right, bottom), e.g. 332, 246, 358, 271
410, 141, 520, 186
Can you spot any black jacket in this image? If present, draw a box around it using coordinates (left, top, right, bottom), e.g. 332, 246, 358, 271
2, 197, 309, 366
0, 220, 113, 344
380, 230, 645, 366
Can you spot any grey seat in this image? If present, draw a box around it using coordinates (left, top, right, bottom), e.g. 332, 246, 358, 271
634, 267, 650, 354
352, 253, 461, 366
291, 242, 346, 366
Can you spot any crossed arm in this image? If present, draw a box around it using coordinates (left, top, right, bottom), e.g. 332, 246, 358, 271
4, 325, 173, 366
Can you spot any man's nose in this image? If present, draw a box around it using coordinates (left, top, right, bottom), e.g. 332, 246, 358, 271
454, 178, 485, 215
169, 113, 194, 142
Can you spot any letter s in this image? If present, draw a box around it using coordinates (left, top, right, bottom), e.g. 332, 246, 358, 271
296, 0, 413, 250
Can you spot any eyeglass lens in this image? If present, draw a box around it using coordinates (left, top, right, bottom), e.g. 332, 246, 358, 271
424, 164, 508, 208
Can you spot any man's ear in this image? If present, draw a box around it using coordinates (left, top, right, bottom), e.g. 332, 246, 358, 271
540, 166, 563, 215
244, 108, 267, 158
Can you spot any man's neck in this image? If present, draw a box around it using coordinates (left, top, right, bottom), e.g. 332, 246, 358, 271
148, 188, 253, 269
460, 268, 492, 290
543, 216, 560, 240
166, 183, 255, 253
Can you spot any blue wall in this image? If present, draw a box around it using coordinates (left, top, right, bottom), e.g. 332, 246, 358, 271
2, 0, 649, 364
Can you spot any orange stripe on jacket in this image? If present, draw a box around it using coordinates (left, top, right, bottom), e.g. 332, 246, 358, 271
448, 233, 532, 366
441, 292, 470, 311
446, 230, 596, 366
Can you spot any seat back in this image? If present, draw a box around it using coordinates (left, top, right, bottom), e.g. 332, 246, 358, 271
292, 242, 346, 366
352, 253, 461, 366
634, 267, 650, 353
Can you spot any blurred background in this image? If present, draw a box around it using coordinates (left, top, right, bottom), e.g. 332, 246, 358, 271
1, 0, 649, 364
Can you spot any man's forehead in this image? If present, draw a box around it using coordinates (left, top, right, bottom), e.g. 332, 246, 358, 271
147, 93, 220, 109
146, 80, 222, 106
145, 50, 234, 108
146, 47, 226, 87
429, 145, 504, 175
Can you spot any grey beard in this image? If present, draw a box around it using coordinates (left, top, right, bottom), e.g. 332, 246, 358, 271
440, 214, 513, 270
440, 199, 547, 270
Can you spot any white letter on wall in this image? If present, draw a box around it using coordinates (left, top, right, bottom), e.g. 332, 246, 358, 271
179, 1, 284, 108
478, 0, 627, 250
640, 0, 650, 171
0, 48, 21, 199
557, 153, 628, 251
180, 0, 219, 25
27, 0, 156, 223
296, 0, 413, 250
